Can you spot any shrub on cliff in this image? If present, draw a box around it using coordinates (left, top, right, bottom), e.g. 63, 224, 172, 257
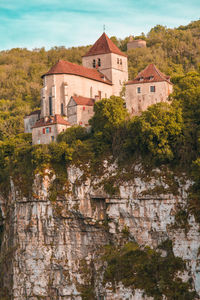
125, 102, 183, 164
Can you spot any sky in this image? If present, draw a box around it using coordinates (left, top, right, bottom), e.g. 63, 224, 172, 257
0, 0, 199, 50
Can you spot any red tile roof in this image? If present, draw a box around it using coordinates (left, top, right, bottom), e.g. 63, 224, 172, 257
83, 33, 127, 57
33, 114, 70, 128
72, 96, 94, 106
42, 60, 112, 85
126, 64, 172, 85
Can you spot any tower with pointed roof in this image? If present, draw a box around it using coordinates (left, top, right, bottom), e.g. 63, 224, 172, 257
82, 33, 128, 96
125, 64, 173, 115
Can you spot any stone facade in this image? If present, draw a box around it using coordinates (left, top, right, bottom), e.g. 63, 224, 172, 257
126, 80, 173, 115
127, 38, 147, 50
82, 52, 128, 96
67, 96, 94, 126
125, 64, 173, 115
41, 73, 112, 119
24, 110, 40, 133
32, 115, 70, 144
0, 164, 200, 299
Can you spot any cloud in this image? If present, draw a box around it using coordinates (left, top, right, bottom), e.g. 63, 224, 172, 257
0, 0, 199, 50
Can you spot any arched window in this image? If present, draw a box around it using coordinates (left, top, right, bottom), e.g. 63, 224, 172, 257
93, 59, 96, 68
98, 58, 101, 67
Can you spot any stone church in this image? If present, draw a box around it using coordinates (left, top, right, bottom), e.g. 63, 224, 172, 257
24, 32, 172, 144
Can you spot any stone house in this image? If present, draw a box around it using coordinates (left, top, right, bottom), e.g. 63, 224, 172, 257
67, 96, 94, 126
127, 36, 147, 50
24, 33, 173, 144
125, 64, 173, 115
32, 115, 70, 144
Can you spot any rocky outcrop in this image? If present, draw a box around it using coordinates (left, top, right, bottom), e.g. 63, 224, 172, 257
0, 165, 200, 299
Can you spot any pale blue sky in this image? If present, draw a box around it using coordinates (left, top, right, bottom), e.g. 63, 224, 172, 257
0, 0, 199, 50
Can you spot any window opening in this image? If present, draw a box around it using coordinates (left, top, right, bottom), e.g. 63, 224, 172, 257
137, 87, 141, 94
93, 59, 96, 68
98, 58, 101, 67
61, 103, 64, 115
150, 86, 156, 92
49, 96, 52, 115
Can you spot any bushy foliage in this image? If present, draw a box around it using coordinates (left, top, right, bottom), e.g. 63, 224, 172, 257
126, 102, 183, 163
102, 241, 196, 299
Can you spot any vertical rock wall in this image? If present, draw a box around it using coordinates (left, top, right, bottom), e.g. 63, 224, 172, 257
0, 166, 200, 299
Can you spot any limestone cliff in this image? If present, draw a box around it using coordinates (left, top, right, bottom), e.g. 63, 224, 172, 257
0, 163, 200, 299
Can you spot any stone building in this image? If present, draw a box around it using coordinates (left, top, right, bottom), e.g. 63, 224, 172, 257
67, 96, 94, 126
127, 36, 146, 50
24, 32, 173, 144
32, 115, 70, 144
26, 32, 129, 145
125, 64, 173, 115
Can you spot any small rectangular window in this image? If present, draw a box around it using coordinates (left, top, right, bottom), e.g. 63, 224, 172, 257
61, 103, 64, 115
137, 87, 141, 94
150, 86, 156, 92
51, 136, 54, 142
46, 127, 49, 133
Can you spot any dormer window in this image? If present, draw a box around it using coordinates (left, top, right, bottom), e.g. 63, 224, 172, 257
98, 58, 101, 67
149, 76, 154, 80
93, 59, 96, 68
139, 77, 143, 81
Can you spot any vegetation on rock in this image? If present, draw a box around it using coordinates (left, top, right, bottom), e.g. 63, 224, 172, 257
102, 241, 196, 299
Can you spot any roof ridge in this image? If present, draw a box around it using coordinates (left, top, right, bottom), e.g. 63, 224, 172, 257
83, 32, 127, 57
41, 59, 112, 85
153, 64, 168, 81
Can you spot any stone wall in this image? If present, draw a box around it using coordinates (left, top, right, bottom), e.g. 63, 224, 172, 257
0, 165, 200, 299
125, 81, 173, 115
41, 74, 112, 118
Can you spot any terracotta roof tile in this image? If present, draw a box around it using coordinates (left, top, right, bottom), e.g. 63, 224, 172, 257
126, 64, 172, 85
33, 114, 70, 128
42, 60, 112, 85
72, 96, 94, 106
83, 33, 127, 57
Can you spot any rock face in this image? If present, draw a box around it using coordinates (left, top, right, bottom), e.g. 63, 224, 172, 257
0, 164, 200, 299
